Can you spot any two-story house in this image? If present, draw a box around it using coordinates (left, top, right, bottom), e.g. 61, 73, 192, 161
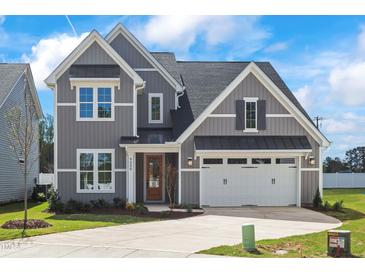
45, 23, 330, 207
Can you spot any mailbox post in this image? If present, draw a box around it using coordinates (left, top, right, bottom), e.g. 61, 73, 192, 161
327, 230, 351, 257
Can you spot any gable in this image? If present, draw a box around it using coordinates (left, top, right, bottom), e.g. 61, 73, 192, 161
175, 62, 329, 147
74, 42, 116, 65
213, 73, 289, 115
45, 31, 144, 87
109, 33, 152, 68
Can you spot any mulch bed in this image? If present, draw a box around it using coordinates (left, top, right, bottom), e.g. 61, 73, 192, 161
49, 208, 203, 219
1, 219, 52, 229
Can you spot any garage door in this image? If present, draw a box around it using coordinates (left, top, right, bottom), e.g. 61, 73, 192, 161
201, 157, 298, 206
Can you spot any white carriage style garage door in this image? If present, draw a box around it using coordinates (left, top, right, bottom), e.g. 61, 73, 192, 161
200, 157, 298, 207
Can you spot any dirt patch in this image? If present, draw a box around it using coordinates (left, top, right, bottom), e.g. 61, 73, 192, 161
1, 219, 52, 229
257, 242, 302, 256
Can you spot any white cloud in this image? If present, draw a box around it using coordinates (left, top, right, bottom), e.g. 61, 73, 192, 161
133, 16, 270, 57
263, 41, 288, 53
328, 61, 365, 106
343, 112, 365, 122
323, 119, 357, 133
21, 32, 88, 90
293, 85, 312, 109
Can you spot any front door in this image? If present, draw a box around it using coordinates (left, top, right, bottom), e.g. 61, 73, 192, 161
146, 154, 163, 201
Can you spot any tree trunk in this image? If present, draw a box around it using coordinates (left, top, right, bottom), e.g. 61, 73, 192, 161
23, 163, 27, 232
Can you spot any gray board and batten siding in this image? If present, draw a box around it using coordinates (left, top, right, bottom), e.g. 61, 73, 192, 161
0, 72, 39, 203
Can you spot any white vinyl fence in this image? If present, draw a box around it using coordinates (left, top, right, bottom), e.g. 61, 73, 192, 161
38, 173, 54, 186
324, 173, 365, 188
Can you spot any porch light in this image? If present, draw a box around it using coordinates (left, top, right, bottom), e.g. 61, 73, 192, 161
187, 157, 193, 167
309, 156, 315, 166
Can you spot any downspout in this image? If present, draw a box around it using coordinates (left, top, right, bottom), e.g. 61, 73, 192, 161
176, 75, 186, 109
134, 81, 146, 138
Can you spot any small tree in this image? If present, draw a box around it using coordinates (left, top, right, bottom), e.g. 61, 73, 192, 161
5, 72, 39, 232
166, 161, 177, 209
312, 188, 323, 208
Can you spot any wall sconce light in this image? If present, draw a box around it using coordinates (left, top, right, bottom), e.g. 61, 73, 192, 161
187, 157, 193, 167
309, 156, 315, 166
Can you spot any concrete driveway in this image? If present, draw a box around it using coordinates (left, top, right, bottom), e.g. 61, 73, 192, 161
0, 207, 340, 258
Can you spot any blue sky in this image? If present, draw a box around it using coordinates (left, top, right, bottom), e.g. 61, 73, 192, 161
1, 15, 364, 158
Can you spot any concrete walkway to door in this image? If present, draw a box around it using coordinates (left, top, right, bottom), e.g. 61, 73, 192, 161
0, 207, 341, 258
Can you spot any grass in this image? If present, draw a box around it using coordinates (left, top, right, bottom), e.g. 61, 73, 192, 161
199, 188, 365, 258
0, 202, 157, 241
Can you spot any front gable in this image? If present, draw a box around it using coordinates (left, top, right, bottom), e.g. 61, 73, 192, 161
176, 62, 329, 147
74, 42, 116, 65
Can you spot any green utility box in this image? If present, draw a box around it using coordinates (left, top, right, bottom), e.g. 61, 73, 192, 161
327, 230, 351, 257
242, 224, 255, 251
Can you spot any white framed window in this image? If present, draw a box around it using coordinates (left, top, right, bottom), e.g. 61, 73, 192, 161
148, 93, 163, 124
77, 149, 115, 193
244, 97, 258, 132
76, 84, 115, 121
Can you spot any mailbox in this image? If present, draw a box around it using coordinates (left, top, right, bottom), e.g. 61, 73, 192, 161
327, 230, 351, 257
242, 224, 255, 251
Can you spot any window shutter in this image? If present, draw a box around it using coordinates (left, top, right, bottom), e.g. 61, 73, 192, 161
257, 100, 266, 130
235, 100, 245, 130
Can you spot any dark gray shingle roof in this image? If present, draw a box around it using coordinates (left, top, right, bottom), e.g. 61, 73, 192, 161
194, 135, 312, 150
151, 52, 182, 85
0, 64, 27, 107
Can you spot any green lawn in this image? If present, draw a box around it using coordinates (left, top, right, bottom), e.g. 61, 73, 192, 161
0, 202, 156, 241
199, 188, 365, 258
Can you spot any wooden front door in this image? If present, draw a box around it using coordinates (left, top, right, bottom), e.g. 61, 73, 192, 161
146, 154, 163, 201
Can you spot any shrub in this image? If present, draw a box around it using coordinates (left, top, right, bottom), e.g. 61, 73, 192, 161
47, 187, 63, 212
313, 188, 323, 208
333, 200, 344, 211
135, 203, 148, 215
126, 202, 135, 211
322, 200, 331, 211
90, 199, 111, 209
37, 193, 47, 202
113, 197, 127, 209
63, 199, 91, 213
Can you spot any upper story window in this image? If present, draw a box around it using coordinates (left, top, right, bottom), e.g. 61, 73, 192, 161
148, 93, 163, 124
76, 85, 115, 121
244, 97, 258, 132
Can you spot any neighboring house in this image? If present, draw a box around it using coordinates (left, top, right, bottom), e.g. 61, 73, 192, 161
0, 64, 42, 203
45, 24, 330, 207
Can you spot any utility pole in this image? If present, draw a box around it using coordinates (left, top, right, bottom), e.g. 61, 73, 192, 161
313, 116, 325, 129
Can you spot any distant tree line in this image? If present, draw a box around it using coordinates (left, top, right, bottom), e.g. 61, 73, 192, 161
323, 146, 365, 173
39, 114, 54, 173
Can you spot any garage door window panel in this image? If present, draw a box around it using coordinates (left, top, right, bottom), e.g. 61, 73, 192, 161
228, 158, 247, 164
276, 158, 295, 164
203, 158, 223, 165
252, 158, 271, 164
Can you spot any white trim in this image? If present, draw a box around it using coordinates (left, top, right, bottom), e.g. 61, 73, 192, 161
266, 113, 293, 118
70, 78, 120, 89
208, 114, 236, 118
57, 103, 76, 106
54, 84, 58, 190
0, 71, 25, 110
178, 146, 182, 204
196, 149, 312, 154
134, 68, 158, 72
180, 168, 200, 172
58, 169, 77, 172
105, 24, 183, 92
45, 31, 143, 87
126, 151, 135, 202
301, 168, 320, 171
148, 93, 163, 124
297, 156, 301, 207
244, 97, 258, 132
199, 156, 202, 208
175, 62, 330, 147
114, 103, 134, 107
123, 145, 179, 154
75, 83, 115, 122
115, 168, 127, 172
319, 146, 323, 197
76, 148, 115, 194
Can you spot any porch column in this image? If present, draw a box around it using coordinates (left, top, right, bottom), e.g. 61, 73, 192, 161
127, 151, 136, 203
297, 156, 302, 207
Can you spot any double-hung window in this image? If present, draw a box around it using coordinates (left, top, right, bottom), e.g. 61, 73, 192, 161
244, 97, 258, 132
148, 93, 163, 123
77, 149, 114, 193
77, 85, 114, 121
